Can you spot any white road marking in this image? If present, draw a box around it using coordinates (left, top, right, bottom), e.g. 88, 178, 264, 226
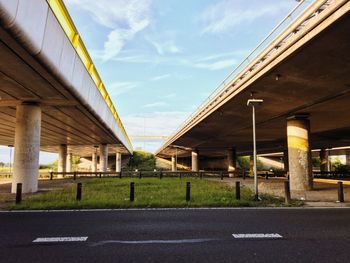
33, 237, 88, 243
91, 238, 217, 246
232, 233, 282, 239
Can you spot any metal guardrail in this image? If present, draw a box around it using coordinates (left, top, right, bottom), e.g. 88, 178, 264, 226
49, 170, 237, 180
46, 0, 132, 150
156, 0, 335, 154
313, 171, 350, 179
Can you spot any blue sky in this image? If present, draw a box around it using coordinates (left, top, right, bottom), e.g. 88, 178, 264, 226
0, 0, 311, 163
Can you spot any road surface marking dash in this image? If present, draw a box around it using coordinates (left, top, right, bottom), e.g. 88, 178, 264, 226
33, 237, 88, 243
232, 233, 282, 239
91, 238, 217, 246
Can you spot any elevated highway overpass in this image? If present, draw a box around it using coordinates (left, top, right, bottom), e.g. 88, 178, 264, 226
156, 0, 350, 192
0, 0, 132, 192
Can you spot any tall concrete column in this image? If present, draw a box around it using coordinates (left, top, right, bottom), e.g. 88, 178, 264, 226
227, 147, 237, 177
171, 156, 176, 172
346, 151, 350, 166
283, 150, 289, 175
58, 144, 67, 178
116, 152, 121, 172
99, 144, 108, 172
287, 115, 313, 191
92, 152, 97, 172
66, 153, 72, 173
320, 149, 330, 173
12, 103, 41, 193
191, 150, 199, 172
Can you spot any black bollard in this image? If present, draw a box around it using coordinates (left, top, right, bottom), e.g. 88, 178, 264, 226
160, 171, 163, 179
220, 172, 224, 180
284, 181, 291, 205
186, 182, 191, 202
76, 183, 82, 201
99, 173, 102, 178
50, 172, 53, 180
235, 181, 240, 200
15, 183, 22, 204
73, 172, 77, 181
119, 171, 122, 179
139, 172, 142, 179
265, 172, 269, 180
130, 182, 135, 202
338, 182, 344, 203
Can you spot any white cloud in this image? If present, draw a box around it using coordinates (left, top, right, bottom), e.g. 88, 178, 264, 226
66, 0, 152, 61
108, 82, 138, 96
193, 58, 237, 71
143, 102, 167, 108
199, 0, 293, 34
146, 37, 181, 55
162, 93, 176, 99
150, 74, 171, 81
122, 111, 190, 152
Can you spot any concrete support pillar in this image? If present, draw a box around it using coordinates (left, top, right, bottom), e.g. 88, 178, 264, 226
346, 151, 350, 166
66, 153, 72, 173
320, 149, 330, 172
227, 147, 237, 177
12, 103, 41, 193
92, 152, 97, 172
283, 150, 289, 175
58, 144, 67, 178
287, 115, 313, 191
171, 156, 176, 172
191, 150, 199, 172
99, 144, 108, 172
116, 152, 122, 172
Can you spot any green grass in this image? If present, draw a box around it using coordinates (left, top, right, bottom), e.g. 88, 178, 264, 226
9, 177, 286, 210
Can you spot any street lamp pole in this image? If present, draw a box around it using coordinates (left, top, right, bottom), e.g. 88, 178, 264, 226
247, 98, 263, 201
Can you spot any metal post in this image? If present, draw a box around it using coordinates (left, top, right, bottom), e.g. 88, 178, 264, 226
130, 182, 135, 202
139, 171, 142, 179
50, 172, 53, 180
186, 182, 191, 202
220, 171, 223, 180
73, 171, 76, 180
284, 181, 291, 205
338, 182, 344, 203
252, 105, 259, 201
15, 183, 22, 204
119, 171, 122, 179
235, 181, 240, 200
76, 183, 82, 201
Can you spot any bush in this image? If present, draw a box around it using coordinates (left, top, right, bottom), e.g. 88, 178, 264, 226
128, 151, 156, 171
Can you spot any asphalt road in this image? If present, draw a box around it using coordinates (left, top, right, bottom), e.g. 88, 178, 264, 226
1, 208, 350, 263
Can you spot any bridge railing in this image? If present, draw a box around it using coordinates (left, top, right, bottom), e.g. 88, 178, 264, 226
157, 0, 336, 154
